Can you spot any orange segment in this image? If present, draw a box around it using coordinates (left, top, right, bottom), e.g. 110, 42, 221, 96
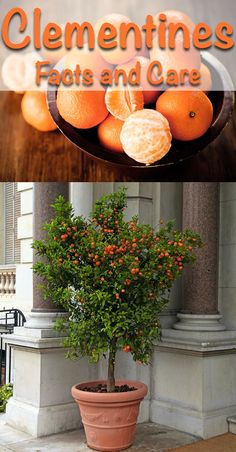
98, 114, 124, 152
105, 87, 144, 121
21, 91, 57, 132
116, 56, 161, 105
156, 88, 213, 141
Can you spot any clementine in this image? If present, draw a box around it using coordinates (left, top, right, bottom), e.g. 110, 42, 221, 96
98, 114, 124, 152
156, 88, 213, 141
153, 10, 196, 34
136, 35, 150, 58
57, 78, 108, 129
105, 86, 144, 121
150, 34, 201, 77
64, 43, 113, 78
21, 91, 57, 132
150, 10, 199, 78
120, 109, 172, 165
2, 53, 45, 93
198, 63, 213, 93
41, 24, 68, 65
116, 56, 161, 105
180, 63, 213, 93
94, 14, 137, 65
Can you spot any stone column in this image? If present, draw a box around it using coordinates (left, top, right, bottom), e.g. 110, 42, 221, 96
174, 182, 225, 331
5, 182, 97, 437
151, 183, 236, 438
25, 183, 69, 328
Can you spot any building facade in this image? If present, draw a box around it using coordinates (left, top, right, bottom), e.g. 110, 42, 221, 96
1, 182, 236, 439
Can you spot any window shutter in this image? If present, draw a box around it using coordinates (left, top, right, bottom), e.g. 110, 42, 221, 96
0, 185, 4, 264
5, 183, 14, 264
14, 185, 21, 264
4, 183, 21, 265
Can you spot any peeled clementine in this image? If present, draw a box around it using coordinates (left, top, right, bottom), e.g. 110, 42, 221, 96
21, 91, 57, 132
156, 88, 213, 141
57, 78, 108, 129
94, 14, 137, 65
120, 109, 172, 165
105, 86, 144, 121
116, 57, 161, 105
2, 53, 45, 93
98, 114, 124, 152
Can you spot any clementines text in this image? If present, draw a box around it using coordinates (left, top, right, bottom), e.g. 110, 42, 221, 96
1, 8, 234, 51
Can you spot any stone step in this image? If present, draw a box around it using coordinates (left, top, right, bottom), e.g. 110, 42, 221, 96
228, 416, 236, 434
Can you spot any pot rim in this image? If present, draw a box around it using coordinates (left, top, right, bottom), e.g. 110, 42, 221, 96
71, 379, 148, 403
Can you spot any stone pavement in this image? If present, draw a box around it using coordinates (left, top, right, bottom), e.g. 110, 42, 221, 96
0, 415, 199, 452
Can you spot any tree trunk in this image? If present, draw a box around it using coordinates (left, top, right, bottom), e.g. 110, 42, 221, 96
107, 340, 116, 392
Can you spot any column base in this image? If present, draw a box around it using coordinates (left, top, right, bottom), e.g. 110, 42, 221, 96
173, 313, 226, 332
228, 417, 236, 434
150, 399, 236, 439
150, 328, 236, 439
25, 311, 67, 329
6, 398, 81, 437
4, 325, 98, 437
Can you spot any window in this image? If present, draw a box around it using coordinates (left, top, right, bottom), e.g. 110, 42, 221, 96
0, 183, 21, 265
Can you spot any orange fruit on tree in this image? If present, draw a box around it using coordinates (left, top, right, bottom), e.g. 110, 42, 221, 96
123, 345, 131, 352
98, 114, 124, 152
94, 14, 137, 65
57, 77, 108, 129
120, 109, 172, 165
116, 56, 161, 105
105, 86, 144, 121
156, 88, 213, 141
21, 91, 57, 132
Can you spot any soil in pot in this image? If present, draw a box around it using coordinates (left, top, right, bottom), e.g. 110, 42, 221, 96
80, 383, 137, 393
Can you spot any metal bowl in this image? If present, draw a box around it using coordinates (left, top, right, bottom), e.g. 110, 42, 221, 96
47, 52, 235, 169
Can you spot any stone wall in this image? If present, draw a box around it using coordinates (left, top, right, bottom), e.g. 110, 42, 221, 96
219, 183, 236, 330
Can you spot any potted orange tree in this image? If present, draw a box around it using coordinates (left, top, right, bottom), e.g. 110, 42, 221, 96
33, 188, 202, 451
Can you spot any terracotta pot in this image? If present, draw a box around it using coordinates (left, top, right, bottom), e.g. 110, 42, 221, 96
71, 379, 148, 451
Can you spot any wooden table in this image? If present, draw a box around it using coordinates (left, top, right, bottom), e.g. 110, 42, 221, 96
0, 91, 235, 182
